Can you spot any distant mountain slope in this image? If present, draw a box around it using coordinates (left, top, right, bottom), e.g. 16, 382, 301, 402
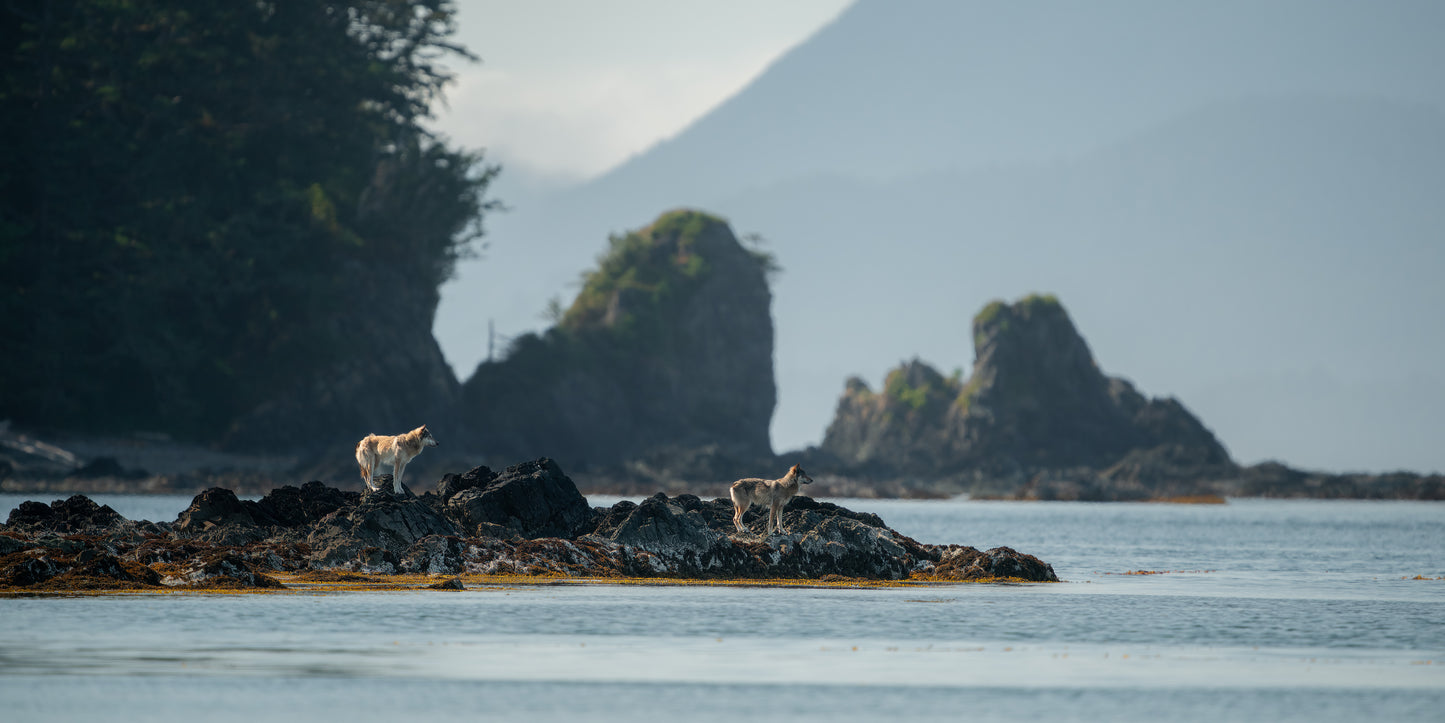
435, 0, 1445, 473
552, 0, 1445, 227
720, 97, 1445, 472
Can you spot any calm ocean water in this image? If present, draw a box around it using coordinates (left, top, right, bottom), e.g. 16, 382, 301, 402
1, 493, 1442, 722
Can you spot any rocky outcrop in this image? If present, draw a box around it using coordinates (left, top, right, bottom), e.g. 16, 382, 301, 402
822, 294, 1233, 494
6, 494, 124, 533
577, 493, 937, 579
304, 486, 462, 571
458, 210, 776, 474
0, 459, 1060, 589
917, 545, 1059, 582
438, 458, 594, 539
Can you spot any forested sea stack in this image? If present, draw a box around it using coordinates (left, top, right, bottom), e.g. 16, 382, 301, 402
459, 210, 777, 472
821, 294, 1231, 480
0, 3, 496, 456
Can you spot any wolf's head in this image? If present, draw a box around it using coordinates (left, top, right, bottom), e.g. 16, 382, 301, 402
419, 425, 439, 447
790, 464, 813, 485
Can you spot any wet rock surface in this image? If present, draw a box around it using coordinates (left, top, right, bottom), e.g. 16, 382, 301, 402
0, 458, 1058, 590
7, 494, 125, 533
440, 459, 593, 539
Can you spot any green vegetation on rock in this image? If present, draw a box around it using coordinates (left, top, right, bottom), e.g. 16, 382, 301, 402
882, 363, 960, 415
460, 209, 777, 468
562, 209, 728, 338
974, 300, 1009, 328
824, 293, 1233, 479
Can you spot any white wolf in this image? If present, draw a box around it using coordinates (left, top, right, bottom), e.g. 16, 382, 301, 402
729, 464, 814, 535
355, 424, 438, 494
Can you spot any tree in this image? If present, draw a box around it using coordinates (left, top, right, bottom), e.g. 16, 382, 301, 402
0, 0, 497, 438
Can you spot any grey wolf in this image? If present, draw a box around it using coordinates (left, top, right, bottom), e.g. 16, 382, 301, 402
729, 464, 813, 535
355, 424, 438, 494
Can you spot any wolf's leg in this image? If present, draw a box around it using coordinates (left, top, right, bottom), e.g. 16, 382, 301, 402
732, 501, 748, 533
392, 461, 406, 494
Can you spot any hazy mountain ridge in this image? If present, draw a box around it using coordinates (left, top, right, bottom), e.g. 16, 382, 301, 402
435, 0, 1445, 473
717, 97, 1445, 472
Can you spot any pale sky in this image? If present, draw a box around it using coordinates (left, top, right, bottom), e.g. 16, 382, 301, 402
430, 0, 855, 186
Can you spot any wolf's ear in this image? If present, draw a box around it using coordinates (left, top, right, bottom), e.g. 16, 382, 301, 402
790, 464, 800, 473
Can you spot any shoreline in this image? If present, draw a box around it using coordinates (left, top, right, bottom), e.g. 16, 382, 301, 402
4, 428, 1440, 502
0, 571, 1056, 597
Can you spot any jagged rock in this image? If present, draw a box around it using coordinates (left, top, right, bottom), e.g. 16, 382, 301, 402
822, 294, 1233, 490
0, 468, 1062, 586
400, 534, 465, 575
58, 552, 163, 588
445, 459, 593, 539
459, 210, 776, 468
5, 494, 124, 533
355, 547, 400, 574
580, 493, 938, 580
305, 486, 461, 569
920, 545, 1059, 582
821, 362, 962, 474
581, 494, 739, 575
435, 465, 496, 501
254, 481, 359, 527
167, 551, 283, 588
175, 487, 266, 531
0, 550, 68, 586
171, 487, 274, 545
0, 546, 163, 589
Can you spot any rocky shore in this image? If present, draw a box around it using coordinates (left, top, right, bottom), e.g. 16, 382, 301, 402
0, 458, 1058, 592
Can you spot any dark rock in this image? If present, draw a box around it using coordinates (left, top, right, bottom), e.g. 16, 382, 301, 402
0, 468, 1060, 586
459, 211, 776, 468
921, 545, 1059, 582
821, 294, 1233, 493
400, 534, 465, 575
254, 481, 359, 528
171, 551, 283, 588
1230, 463, 1445, 500
356, 547, 400, 574
5, 494, 124, 533
783, 496, 889, 530
29, 532, 85, 554
428, 577, 464, 590
175, 488, 265, 532
581, 493, 929, 579
582, 493, 738, 575
62, 552, 162, 587
0, 547, 163, 589
306, 486, 460, 569
435, 465, 496, 501
5, 501, 53, 528
446, 458, 593, 539
0, 551, 68, 586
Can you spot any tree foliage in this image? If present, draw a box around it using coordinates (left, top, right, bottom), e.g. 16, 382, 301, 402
0, 0, 497, 438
